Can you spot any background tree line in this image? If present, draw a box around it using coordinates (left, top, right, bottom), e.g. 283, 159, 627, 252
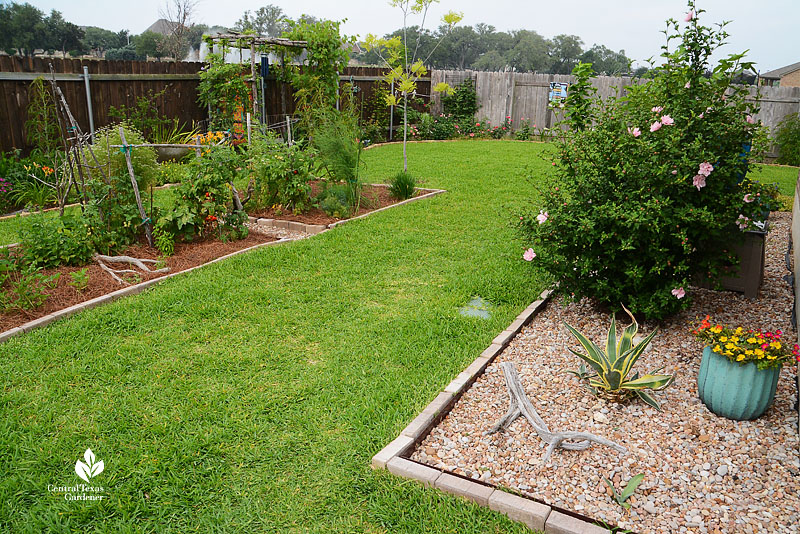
0, 1, 637, 76
355, 23, 636, 75
0, 1, 206, 61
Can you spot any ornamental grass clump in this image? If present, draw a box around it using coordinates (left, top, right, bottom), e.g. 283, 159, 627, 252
693, 315, 799, 370
519, 1, 769, 319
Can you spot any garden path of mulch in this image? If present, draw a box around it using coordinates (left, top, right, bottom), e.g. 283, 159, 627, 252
248, 183, 403, 225
413, 211, 799, 534
0, 230, 277, 333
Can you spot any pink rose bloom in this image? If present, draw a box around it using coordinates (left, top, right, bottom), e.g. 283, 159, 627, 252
746, 115, 755, 124
684, 82, 691, 89
650, 121, 662, 132
536, 210, 549, 224
671, 287, 686, 299
698, 112, 704, 119
523, 248, 536, 261
651, 106, 663, 113
684, 10, 695, 21
672, 170, 678, 175
661, 115, 674, 126
693, 174, 706, 190
698, 162, 714, 176
469, 133, 475, 137
744, 193, 754, 203
631, 127, 641, 137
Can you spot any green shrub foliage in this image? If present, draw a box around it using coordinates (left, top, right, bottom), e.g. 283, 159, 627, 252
775, 113, 800, 166
519, 2, 770, 319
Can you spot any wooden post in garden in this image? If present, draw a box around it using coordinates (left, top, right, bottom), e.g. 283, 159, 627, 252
250, 40, 259, 120
195, 134, 202, 157
119, 127, 153, 248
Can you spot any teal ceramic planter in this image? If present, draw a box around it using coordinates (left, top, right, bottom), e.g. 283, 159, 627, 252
697, 346, 780, 420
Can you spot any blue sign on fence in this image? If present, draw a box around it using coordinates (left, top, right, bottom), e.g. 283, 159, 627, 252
549, 82, 569, 103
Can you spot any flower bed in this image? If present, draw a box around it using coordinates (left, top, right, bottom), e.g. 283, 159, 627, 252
412, 211, 798, 533
0, 230, 278, 334
247, 182, 411, 226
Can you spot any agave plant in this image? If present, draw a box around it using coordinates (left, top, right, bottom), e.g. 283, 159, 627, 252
564, 306, 674, 410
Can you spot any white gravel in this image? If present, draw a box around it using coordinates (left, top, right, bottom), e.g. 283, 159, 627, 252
413, 211, 799, 533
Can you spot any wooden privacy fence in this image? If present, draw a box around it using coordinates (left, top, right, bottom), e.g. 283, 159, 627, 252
0, 57, 417, 154
429, 69, 800, 152
0, 56, 207, 154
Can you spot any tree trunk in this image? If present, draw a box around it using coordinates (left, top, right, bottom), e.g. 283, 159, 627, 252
403, 93, 408, 172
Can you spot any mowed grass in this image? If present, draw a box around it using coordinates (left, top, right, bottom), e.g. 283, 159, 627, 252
0, 140, 552, 533
750, 163, 799, 197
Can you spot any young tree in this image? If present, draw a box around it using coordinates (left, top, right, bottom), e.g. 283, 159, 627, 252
159, 0, 197, 60
366, 0, 463, 172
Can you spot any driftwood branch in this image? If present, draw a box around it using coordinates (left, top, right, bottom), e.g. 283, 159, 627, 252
93, 254, 170, 285
488, 362, 626, 463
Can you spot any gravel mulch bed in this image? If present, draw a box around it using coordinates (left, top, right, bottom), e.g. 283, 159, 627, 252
412, 211, 799, 534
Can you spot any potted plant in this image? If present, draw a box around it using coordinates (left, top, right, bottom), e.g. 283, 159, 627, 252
693, 316, 798, 420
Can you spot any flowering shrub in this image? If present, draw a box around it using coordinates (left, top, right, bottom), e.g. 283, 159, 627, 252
519, 2, 764, 319
693, 315, 799, 370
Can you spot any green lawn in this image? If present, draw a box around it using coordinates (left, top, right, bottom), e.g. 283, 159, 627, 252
751, 163, 798, 196
0, 140, 551, 533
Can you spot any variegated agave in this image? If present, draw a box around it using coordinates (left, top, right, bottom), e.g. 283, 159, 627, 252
564, 306, 674, 410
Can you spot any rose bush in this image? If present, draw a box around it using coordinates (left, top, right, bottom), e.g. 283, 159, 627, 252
519, 1, 769, 319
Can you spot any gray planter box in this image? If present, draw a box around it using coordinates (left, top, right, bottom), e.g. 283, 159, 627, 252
698, 224, 767, 299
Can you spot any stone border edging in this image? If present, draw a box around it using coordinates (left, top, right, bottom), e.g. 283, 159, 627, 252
0, 238, 290, 344
371, 287, 615, 534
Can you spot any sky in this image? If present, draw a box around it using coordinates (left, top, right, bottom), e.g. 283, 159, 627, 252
24, 0, 799, 73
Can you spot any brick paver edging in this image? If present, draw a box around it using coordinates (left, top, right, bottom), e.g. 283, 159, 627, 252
371, 288, 612, 534
0, 185, 447, 343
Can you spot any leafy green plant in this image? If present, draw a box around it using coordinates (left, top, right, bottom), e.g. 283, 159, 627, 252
108, 89, 174, 142
514, 119, 536, 141
153, 226, 175, 257
197, 53, 251, 131
157, 162, 189, 186
388, 171, 416, 200
519, 2, 764, 319
20, 216, 94, 268
248, 131, 314, 213
24, 77, 61, 154
9, 177, 56, 211
82, 123, 159, 190
442, 78, 479, 121
158, 145, 247, 241
316, 184, 353, 218
604, 474, 644, 510
68, 268, 89, 291
775, 113, 800, 166
312, 109, 364, 213
564, 307, 674, 409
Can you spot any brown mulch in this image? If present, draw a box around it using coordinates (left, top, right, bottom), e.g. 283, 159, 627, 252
248, 183, 408, 225
0, 232, 276, 332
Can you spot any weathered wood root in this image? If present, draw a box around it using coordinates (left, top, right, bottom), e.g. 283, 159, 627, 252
487, 361, 626, 463
94, 253, 169, 285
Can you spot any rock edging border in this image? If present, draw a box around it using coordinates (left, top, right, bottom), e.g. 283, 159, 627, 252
371, 288, 614, 534
0, 185, 447, 343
